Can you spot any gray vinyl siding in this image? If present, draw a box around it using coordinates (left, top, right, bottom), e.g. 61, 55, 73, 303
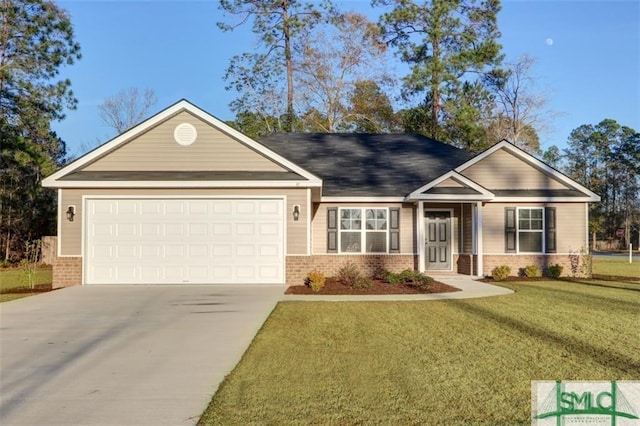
482, 202, 587, 254
82, 111, 286, 173
461, 148, 569, 190
433, 177, 464, 188
312, 203, 416, 254
59, 188, 308, 256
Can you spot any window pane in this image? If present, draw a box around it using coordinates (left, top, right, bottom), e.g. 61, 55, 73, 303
531, 209, 543, 219
531, 219, 543, 230
519, 232, 542, 252
519, 209, 530, 219
341, 232, 361, 252
341, 219, 351, 230
366, 232, 387, 253
519, 220, 530, 230
377, 210, 386, 219
352, 209, 361, 219
377, 219, 387, 230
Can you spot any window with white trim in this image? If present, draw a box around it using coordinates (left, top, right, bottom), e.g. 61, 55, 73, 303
339, 208, 388, 253
517, 207, 544, 253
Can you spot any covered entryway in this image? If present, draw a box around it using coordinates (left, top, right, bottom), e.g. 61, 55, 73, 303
85, 198, 284, 284
425, 210, 452, 270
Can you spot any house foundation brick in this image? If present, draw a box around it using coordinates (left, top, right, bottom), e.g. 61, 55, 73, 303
482, 254, 587, 278
286, 255, 417, 286
52, 257, 82, 288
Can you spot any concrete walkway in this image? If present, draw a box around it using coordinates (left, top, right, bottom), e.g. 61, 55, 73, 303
281, 274, 513, 301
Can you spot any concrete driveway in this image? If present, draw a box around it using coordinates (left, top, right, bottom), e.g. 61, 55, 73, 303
0, 285, 284, 426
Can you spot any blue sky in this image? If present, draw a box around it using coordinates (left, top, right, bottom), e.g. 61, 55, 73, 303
54, 0, 639, 158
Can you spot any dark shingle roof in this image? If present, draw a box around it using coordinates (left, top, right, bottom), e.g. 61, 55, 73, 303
59, 171, 304, 181
259, 133, 474, 197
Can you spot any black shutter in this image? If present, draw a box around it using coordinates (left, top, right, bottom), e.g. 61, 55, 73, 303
545, 207, 557, 253
327, 207, 338, 253
505, 207, 517, 253
389, 208, 400, 253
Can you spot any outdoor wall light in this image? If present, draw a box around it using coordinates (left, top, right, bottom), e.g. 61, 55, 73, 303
293, 205, 301, 221
66, 205, 75, 222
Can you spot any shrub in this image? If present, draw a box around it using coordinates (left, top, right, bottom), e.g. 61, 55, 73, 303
337, 262, 360, 287
491, 265, 511, 281
398, 269, 419, 283
353, 276, 373, 289
406, 274, 434, 291
385, 272, 402, 285
544, 264, 563, 278
306, 270, 326, 292
522, 265, 539, 278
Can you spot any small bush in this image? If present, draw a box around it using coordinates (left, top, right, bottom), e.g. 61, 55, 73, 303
544, 264, 563, 278
398, 269, 419, 282
385, 272, 402, 285
491, 265, 511, 281
522, 265, 539, 278
406, 274, 434, 291
337, 262, 360, 287
305, 270, 326, 292
353, 276, 373, 289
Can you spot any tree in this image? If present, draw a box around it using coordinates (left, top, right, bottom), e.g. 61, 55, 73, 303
218, 0, 331, 131
0, 0, 80, 261
484, 55, 553, 153
542, 145, 562, 169
295, 11, 390, 132
441, 80, 495, 151
347, 80, 400, 133
375, 0, 502, 140
98, 87, 157, 135
224, 53, 287, 135
226, 110, 283, 140
564, 119, 639, 248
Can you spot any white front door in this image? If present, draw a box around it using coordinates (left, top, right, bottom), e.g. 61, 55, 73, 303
85, 198, 284, 284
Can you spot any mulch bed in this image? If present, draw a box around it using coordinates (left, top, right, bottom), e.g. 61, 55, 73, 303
285, 277, 461, 295
0, 284, 53, 294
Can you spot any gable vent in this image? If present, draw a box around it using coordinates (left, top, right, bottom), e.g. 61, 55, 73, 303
174, 123, 197, 146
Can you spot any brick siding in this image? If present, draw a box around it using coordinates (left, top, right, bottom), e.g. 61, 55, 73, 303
52, 257, 82, 288
482, 254, 588, 278
286, 255, 417, 286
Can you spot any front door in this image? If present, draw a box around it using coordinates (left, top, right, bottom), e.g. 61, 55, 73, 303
425, 211, 451, 270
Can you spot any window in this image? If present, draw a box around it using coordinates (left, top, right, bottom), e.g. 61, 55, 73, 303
518, 208, 543, 252
339, 208, 388, 253
506, 207, 556, 254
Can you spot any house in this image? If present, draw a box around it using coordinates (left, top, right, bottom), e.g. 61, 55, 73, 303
42, 100, 600, 287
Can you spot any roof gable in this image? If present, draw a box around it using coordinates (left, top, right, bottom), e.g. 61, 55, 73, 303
407, 171, 494, 201
455, 140, 600, 201
43, 100, 321, 188
81, 110, 286, 173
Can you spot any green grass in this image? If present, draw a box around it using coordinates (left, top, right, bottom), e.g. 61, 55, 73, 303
0, 266, 53, 302
199, 279, 640, 425
592, 256, 640, 278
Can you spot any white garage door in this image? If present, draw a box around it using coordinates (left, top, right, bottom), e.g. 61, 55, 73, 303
85, 198, 284, 284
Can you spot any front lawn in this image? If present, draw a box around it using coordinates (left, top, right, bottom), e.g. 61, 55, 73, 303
0, 266, 53, 302
199, 279, 640, 425
592, 255, 640, 278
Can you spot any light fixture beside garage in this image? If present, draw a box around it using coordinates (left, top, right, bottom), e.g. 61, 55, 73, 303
66, 205, 75, 222
293, 205, 300, 221
173, 122, 197, 146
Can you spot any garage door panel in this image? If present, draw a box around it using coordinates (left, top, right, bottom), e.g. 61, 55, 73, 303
85, 198, 284, 284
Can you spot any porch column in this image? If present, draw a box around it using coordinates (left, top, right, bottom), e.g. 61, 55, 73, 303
417, 201, 425, 272
476, 201, 484, 277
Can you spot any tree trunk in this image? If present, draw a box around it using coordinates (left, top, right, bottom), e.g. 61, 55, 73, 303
282, 1, 294, 132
